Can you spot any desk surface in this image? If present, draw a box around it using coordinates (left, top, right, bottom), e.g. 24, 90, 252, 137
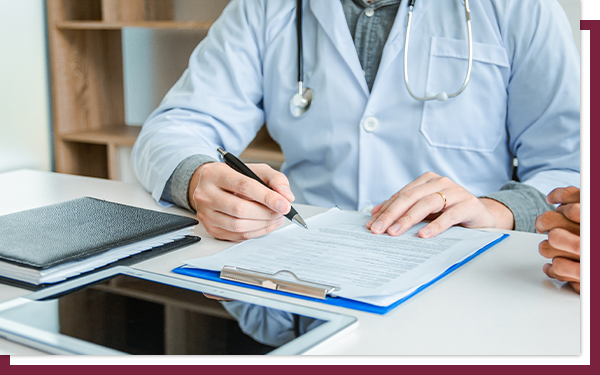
0, 170, 581, 356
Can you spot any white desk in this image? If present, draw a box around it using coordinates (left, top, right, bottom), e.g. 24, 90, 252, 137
0, 170, 581, 356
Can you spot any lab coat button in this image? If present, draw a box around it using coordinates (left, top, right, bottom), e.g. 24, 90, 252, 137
363, 117, 379, 133
365, 8, 375, 17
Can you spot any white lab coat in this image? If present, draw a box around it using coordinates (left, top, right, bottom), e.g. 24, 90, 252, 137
131, 0, 580, 213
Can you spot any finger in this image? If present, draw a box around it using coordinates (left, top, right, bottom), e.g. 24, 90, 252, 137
546, 228, 580, 258
417, 206, 462, 238
214, 168, 291, 215
369, 178, 455, 232
556, 203, 580, 224
371, 203, 384, 216
367, 172, 442, 228
546, 186, 580, 205
250, 164, 296, 202
552, 257, 580, 282
535, 211, 580, 235
569, 282, 580, 294
543, 258, 580, 283
367, 198, 395, 229
204, 208, 284, 233
204, 216, 285, 242
384, 192, 450, 236
195, 183, 283, 221
539, 241, 579, 263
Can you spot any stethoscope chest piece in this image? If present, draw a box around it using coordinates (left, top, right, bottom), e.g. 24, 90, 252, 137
290, 86, 313, 118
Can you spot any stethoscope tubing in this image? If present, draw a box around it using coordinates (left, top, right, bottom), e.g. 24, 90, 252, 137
296, 0, 304, 92
290, 0, 474, 117
404, 0, 473, 101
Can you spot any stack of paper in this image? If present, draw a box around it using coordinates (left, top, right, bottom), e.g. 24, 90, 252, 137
178, 208, 507, 311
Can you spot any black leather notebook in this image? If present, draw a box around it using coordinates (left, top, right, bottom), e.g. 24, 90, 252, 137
0, 197, 200, 287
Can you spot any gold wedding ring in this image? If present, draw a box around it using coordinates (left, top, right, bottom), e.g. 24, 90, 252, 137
435, 192, 447, 211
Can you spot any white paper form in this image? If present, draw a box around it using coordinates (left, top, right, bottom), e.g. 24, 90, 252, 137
184, 208, 505, 307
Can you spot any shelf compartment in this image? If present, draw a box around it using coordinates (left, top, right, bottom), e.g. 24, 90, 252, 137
59, 125, 285, 175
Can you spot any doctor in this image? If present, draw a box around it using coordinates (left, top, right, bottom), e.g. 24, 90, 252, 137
131, 0, 580, 242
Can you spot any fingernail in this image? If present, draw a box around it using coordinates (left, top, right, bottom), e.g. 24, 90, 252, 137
372, 221, 383, 233
388, 224, 402, 234
420, 227, 431, 237
276, 201, 289, 214
367, 218, 375, 227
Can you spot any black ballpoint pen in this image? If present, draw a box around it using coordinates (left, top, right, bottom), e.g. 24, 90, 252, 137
217, 147, 308, 229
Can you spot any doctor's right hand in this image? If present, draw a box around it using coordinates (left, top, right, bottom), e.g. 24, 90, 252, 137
188, 162, 295, 242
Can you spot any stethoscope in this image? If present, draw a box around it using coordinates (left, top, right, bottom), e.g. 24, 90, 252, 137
290, 0, 474, 118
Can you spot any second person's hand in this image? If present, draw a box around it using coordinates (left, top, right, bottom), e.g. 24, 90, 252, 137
535, 186, 581, 293
189, 162, 295, 242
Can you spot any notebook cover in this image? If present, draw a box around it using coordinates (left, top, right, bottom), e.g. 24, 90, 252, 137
172, 233, 509, 315
0, 235, 201, 291
0, 197, 199, 270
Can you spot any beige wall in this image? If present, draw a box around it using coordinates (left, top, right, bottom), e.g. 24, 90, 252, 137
0, 0, 52, 173
558, 0, 581, 55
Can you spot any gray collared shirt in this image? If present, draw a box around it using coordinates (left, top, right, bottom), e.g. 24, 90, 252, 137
341, 0, 401, 92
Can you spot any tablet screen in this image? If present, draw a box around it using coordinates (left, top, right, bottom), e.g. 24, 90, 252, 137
0, 274, 327, 355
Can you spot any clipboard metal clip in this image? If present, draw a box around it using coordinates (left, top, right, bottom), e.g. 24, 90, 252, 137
220, 266, 339, 300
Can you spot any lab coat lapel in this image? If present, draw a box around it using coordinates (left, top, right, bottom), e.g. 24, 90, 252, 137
375, 0, 430, 89
309, 0, 369, 96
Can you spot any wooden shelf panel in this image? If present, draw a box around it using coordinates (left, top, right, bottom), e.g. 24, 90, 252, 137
58, 125, 285, 169
60, 125, 141, 147
240, 148, 285, 165
55, 20, 214, 30
240, 127, 285, 170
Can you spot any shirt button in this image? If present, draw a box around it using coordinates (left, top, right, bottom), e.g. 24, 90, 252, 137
363, 117, 379, 133
365, 8, 375, 17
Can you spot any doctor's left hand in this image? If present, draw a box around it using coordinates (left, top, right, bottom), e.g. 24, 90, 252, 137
366, 172, 514, 238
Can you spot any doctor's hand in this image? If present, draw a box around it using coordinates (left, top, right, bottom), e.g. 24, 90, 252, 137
366, 172, 515, 238
188, 162, 295, 242
535, 186, 580, 294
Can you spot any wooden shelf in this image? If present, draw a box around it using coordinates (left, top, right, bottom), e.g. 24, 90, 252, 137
60, 125, 141, 147
55, 20, 214, 30
59, 125, 284, 170
47, 0, 284, 181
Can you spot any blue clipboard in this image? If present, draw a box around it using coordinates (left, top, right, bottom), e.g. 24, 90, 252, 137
173, 233, 509, 315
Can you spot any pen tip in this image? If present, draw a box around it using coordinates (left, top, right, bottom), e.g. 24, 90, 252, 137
292, 215, 308, 229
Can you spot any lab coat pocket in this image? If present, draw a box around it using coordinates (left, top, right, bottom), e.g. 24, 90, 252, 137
420, 36, 510, 152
